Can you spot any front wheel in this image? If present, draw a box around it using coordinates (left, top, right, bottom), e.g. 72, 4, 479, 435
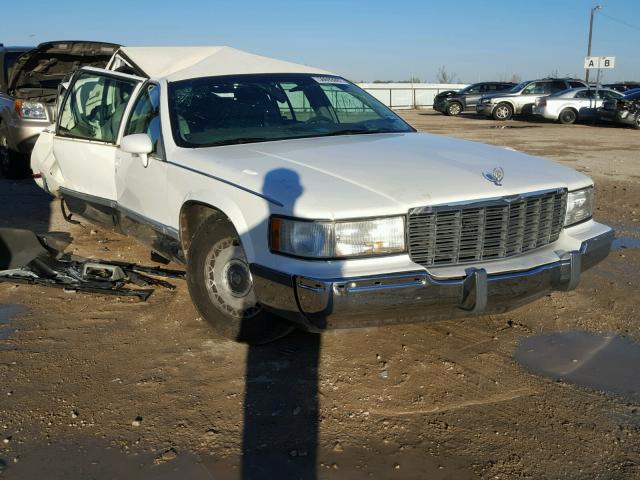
633, 113, 640, 130
186, 217, 294, 344
492, 103, 513, 121
446, 102, 463, 116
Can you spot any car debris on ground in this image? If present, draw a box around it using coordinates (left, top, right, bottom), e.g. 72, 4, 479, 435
0, 228, 184, 300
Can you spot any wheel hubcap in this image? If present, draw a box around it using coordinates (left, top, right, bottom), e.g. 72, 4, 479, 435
204, 238, 261, 318
497, 107, 509, 118
450, 104, 461, 114
223, 259, 252, 298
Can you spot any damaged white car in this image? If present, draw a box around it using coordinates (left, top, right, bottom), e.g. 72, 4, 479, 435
31, 46, 614, 343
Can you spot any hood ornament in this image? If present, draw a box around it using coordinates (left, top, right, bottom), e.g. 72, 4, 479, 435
483, 167, 504, 186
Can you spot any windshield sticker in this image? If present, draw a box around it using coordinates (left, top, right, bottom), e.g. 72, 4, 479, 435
312, 76, 349, 85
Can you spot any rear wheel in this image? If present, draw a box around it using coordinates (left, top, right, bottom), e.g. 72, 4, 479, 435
493, 103, 513, 121
186, 216, 294, 344
446, 102, 463, 116
558, 108, 578, 125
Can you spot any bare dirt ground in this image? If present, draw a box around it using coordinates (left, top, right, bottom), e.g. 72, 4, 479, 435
0, 111, 639, 479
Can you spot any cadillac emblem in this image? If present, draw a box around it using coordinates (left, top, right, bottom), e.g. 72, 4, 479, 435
483, 167, 504, 186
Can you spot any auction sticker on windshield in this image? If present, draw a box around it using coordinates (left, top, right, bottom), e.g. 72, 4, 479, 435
312, 76, 349, 84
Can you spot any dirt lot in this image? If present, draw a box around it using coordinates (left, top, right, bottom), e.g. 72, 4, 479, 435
0, 111, 639, 479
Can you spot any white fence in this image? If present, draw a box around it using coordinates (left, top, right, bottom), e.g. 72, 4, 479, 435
357, 83, 469, 109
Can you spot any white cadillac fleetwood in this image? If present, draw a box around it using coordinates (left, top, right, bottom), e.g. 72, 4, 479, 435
31, 47, 614, 343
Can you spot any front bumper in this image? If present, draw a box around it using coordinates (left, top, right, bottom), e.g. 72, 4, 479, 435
251, 227, 614, 332
598, 108, 637, 126
476, 103, 495, 116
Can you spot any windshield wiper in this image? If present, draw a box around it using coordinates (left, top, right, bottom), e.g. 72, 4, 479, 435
205, 137, 271, 147
318, 129, 391, 137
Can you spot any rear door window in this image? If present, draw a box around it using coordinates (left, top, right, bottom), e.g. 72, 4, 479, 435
58, 71, 138, 143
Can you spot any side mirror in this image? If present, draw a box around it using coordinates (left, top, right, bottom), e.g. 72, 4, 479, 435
120, 134, 153, 167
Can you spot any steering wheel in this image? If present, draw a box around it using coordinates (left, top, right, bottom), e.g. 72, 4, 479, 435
306, 115, 333, 125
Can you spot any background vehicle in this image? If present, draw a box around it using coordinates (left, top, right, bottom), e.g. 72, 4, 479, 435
533, 87, 622, 124
0, 44, 32, 94
433, 82, 514, 116
598, 90, 640, 129
603, 82, 640, 93
0, 40, 118, 178
476, 78, 588, 120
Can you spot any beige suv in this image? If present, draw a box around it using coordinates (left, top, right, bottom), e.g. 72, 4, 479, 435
0, 41, 118, 178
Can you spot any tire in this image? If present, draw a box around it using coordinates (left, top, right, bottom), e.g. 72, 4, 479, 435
492, 102, 513, 121
446, 102, 463, 116
0, 145, 30, 180
186, 216, 294, 344
558, 108, 577, 125
634, 113, 640, 130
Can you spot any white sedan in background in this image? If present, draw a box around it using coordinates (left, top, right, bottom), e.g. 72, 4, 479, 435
533, 88, 623, 124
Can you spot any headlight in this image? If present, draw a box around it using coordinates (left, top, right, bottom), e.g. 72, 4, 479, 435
14, 100, 47, 120
565, 187, 593, 226
270, 216, 406, 258
481, 98, 492, 104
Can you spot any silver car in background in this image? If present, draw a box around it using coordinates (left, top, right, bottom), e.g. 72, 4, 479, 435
476, 78, 587, 120
533, 88, 623, 124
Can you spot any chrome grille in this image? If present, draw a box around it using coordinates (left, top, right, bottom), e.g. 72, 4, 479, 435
408, 190, 567, 267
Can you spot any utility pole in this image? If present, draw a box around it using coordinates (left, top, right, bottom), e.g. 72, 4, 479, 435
585, 5, 602, 83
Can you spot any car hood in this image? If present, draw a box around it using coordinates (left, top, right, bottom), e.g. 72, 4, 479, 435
176, 132, 591, 218
8, 41, 119, 100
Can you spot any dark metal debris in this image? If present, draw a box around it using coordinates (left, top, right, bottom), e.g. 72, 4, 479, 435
0, 228, 185, 301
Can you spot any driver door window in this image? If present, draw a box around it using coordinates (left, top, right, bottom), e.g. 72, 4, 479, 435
58, 71, 137, 143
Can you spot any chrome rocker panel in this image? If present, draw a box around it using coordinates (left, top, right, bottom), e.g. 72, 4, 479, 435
251, 228, 614, 332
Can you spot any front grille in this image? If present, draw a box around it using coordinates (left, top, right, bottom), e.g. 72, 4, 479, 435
408, 190, 567, 267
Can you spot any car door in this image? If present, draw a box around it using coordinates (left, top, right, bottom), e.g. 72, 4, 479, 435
115, 82, 171, 232
54, 67, 144, 202
462, 84, 483, 108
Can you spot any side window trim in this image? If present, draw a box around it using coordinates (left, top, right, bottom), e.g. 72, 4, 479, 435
56, 67, 144, 145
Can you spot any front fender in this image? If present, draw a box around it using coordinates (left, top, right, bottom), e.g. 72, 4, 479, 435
179, 190, 270, 264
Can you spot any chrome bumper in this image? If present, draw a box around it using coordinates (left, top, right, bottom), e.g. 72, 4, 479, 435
250, 228, 614, 332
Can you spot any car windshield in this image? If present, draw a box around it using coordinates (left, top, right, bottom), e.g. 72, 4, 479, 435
509, 81, 529, 93
168, 73, 414, 147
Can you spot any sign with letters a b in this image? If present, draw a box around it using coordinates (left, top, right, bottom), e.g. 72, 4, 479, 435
584, 56, 616, 69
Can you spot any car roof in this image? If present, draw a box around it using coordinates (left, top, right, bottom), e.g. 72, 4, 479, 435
112, 46, 333, 81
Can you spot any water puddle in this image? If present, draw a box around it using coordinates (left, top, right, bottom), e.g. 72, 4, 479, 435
515, 331, 640, 400
612, 236, 640, 250
0, 304, 25, 350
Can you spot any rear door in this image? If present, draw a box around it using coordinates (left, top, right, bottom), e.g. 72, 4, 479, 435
54, 67, 144, 201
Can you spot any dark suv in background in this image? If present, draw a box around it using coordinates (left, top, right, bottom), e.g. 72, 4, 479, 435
434, 81, 514, 116
0, 44, 33, 94
603, 82, 640, 94
476, 78, 588, 120
599, 89, 640, 129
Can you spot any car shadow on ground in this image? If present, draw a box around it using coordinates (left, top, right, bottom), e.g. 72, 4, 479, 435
0, 176, 53, 233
